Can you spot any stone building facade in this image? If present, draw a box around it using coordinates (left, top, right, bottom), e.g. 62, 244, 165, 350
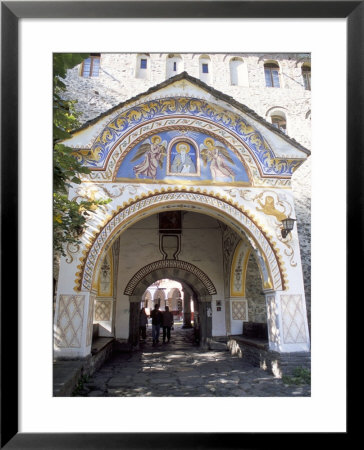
54, 53, 311, 365
63, 53, 311, 329
64, 53, 311, 150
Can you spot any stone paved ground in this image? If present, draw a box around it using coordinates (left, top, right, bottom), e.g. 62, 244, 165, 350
74, 324, 310, 397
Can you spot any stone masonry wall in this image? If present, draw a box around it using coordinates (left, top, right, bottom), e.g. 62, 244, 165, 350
62, 52, 311, 330
245, 253, 267, 323
63, 53, 312, 149
292, 157, 311, 330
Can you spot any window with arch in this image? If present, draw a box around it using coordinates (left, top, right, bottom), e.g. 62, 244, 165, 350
267, 108, 287, 133
81, 54, 100, 77
264, 62, 280, 88
302, 63, 311, 90
166, 54, 183, 78
136, 54, 150, 79
271, 114, 287, 133
199, 55, 212, 84
229, 57, 247, 86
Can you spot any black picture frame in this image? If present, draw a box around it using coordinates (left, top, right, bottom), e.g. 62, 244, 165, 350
1, 1, 358, 448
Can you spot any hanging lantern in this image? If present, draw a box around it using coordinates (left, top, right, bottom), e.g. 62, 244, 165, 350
281, 217, 297, 238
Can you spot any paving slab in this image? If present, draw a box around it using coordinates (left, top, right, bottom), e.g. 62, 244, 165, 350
73, 325, 310, 397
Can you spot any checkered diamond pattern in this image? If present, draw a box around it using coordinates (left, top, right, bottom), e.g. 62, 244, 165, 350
232, 300, 247, 321
95, 301, 112, 321
86, 294, 96, 347
281, 295, 307, 344
56, 295, 85, 348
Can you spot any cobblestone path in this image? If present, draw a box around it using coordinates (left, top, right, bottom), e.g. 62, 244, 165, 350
75, 325, 310, 397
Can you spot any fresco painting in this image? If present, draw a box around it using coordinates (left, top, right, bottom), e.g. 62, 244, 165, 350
116, 130, 249, 184
130, 135, 167, 180
169, 141, 198, 175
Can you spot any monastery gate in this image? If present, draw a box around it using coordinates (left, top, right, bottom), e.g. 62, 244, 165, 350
54, 73, 311, 371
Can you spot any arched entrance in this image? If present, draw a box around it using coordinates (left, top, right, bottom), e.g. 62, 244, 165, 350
54, 74, 310, 362
55, 198, 310, 360
126, 260, 216, 348
75, 189, 285, 294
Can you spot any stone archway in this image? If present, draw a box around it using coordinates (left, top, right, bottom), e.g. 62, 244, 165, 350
126, 260, 216, 349
75, 188, 286, 295
124, 259, 217, 296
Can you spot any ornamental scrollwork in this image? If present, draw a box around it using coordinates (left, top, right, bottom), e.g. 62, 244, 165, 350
72, 97, 303, 177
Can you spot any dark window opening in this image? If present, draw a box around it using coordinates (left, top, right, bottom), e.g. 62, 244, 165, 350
173, 61, 177, 71
202, 63, 209, 74
140, 58, 147, 69
302, 65, 311, 90
271, 115, 286, 133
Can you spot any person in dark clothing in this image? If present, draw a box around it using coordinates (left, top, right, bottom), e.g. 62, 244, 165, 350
162, 306, 174, 343
150, 304, 163, 345
139, 307, 148, 340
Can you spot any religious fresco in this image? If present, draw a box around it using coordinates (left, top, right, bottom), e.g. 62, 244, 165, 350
131, 135, 167, 179
230, 240, 251, 297
97, 249, 113, 297
168, 141, 199, 176
71, 97, 304, 177
115, 130, 249, 184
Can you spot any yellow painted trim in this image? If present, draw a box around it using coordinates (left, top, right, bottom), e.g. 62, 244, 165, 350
241, 248, 251, 297
230, 242, 251, 297
114, 177, 250, 187
255, 251, 274, 290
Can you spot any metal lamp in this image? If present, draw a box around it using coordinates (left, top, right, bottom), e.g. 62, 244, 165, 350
281, 217, 296, 238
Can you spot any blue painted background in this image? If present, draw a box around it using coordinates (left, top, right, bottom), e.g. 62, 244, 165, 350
116, 130, 249, 182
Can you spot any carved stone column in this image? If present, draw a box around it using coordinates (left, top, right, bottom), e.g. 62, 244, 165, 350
53, 291, 95, 359
198, 296, 212, 349
182, 290, 192, 329
265, 291, 310, 353
128, 295, 141, 348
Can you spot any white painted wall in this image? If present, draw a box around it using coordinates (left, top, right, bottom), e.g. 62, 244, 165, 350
114, 211, 227, 338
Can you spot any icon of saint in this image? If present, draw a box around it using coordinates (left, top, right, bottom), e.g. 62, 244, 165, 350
170, 142, 196, 174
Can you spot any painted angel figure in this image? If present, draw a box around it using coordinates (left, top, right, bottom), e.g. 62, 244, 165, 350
131, 135, 167, 179
200, 138, 235, 182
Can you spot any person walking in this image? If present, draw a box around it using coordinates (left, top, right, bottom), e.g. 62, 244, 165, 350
162, 306, 174, 343
139, 307, 148, 340
150, 304, 163, 346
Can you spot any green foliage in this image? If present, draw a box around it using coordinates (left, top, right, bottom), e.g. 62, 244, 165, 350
53, 53, 111, 256
53, 53, 90, 86
72, 374, 90, 396
282, 367, 311, 385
